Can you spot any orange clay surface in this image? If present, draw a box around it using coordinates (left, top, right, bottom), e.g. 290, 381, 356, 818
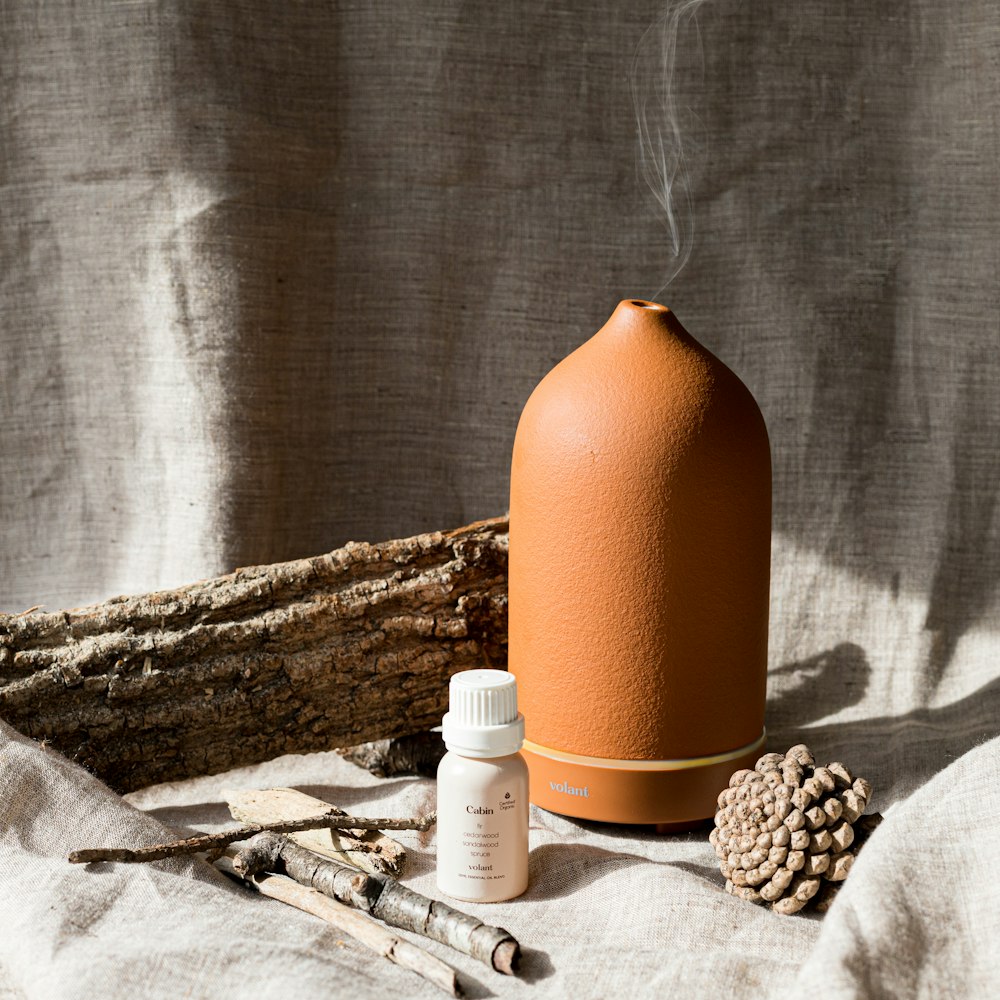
509, 299, 771, 823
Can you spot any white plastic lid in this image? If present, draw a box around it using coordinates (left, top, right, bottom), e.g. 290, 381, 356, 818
441, 669, 525, 758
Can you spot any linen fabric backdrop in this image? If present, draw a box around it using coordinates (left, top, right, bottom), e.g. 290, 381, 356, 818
2, 2, 998, 998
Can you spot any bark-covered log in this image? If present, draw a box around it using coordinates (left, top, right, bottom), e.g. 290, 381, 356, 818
0, 517, 508, 792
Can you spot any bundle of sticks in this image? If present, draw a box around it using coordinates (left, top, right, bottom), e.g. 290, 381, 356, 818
69, 789, 520, 997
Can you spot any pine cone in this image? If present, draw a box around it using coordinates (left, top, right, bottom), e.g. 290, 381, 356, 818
709, 744, 874, 915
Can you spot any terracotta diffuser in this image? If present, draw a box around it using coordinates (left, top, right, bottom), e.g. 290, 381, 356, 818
509, 299, 770, 826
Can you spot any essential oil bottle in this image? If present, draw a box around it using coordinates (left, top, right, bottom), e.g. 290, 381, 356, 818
436, 669, 529, 902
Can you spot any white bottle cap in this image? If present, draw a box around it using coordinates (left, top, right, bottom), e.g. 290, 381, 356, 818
441, 669, 525, 758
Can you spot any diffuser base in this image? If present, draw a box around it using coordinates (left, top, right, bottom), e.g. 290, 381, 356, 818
522, 732, 766, 825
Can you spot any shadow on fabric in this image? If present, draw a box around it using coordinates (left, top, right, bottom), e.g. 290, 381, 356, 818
767, 643, 1000, 802
766, 643, 871, 728
526, 842, 646, 901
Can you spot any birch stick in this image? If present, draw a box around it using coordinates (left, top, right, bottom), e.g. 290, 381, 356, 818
233, 832, 520, 976
68, 812, 435, 865
215, 855, 460, 997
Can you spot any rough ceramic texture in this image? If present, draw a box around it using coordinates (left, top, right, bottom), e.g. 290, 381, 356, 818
509, 300, 771, 762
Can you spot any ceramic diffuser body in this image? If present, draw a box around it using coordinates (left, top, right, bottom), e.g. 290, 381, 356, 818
509, 299, 770, 825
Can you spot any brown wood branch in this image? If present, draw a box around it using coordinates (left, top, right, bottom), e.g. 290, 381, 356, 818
233, 832, 520, 976
0, 516, 508, 792
68, 811, 436, 865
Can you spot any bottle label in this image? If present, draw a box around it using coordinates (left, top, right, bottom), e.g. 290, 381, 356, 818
456, 789, 518, 882
437, 770, 528, 901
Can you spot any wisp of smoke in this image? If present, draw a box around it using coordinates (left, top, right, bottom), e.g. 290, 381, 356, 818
630, 1, 707, 295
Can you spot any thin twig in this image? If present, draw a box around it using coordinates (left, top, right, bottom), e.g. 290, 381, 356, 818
68, 812, 436, 865
216, 854, 460, 996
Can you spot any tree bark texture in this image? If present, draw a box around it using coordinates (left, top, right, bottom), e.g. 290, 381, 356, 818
0, 517, 508, 792
339, 731, 448, 779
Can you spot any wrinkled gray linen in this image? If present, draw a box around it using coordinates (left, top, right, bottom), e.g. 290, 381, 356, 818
1, 1, 998, 998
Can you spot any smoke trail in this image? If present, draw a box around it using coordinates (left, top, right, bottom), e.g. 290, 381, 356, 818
630, 2, 707, 294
